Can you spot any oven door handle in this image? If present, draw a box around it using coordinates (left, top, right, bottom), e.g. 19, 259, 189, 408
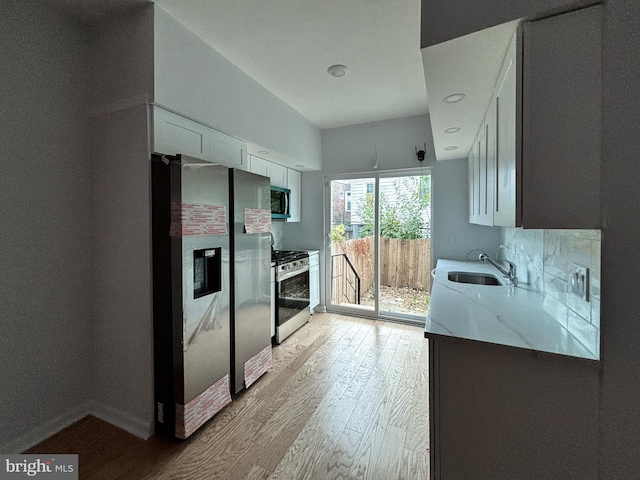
277, 265, 310, 282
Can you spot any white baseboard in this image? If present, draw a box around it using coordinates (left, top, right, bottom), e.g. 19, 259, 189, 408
0, 401, 154, 454
0, 402, 93, 454
88, 400, 153, 440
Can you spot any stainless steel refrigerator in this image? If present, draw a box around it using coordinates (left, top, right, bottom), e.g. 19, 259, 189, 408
152, 155, 271, 439
228, 169, 272, 395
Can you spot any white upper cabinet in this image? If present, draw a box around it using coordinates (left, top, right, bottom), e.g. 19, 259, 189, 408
477, 108, 495, 227
468, 36, 509, 227
153, 106, 248, 170
494, 39, 517, 228
483, 99, 497, 226
468, 144, 479, 224
286, 169, 301, 223
209, 128, 247, 170
476, 121, 488, 225
249, 155, 302, 222
248, 155, 269, 178
248, 155, 286, 187
269, 163, 288, 189
466, 5, 602, 229
154, 106, 210, 160
521, 5, 602, 228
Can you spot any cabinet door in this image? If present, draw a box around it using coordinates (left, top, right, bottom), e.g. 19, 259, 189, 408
521, 5, 602, 228
494, 39, 517, 228
269, 163, 288, 188
309, 264, 319, 313
485, 101, 496, 225
477, 120, 490, 225
249, 156, 288, 187
478, 108, 495, 226
468, 148, 478, 224
270, 266, 275, 337
153, 107, 210, 160
249, 155, 270, 178
210, 128, 248, 170
286, 169, 301, 223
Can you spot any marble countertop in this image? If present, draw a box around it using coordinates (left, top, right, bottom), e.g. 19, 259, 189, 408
425, 259, 597, 360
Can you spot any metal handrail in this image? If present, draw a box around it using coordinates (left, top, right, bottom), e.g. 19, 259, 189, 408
331, 253, 361, 305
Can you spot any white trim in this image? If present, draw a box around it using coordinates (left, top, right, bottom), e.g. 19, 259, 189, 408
89, 401, 154, 440
325, 166, 432, 182
0, 401, 153, 454
0, 402, 92, 454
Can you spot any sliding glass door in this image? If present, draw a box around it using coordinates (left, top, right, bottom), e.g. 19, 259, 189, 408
328, 177, 377, 314
326, 170, 431, 323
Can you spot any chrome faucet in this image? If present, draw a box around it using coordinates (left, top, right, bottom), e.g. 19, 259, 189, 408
479, 252, 518, 286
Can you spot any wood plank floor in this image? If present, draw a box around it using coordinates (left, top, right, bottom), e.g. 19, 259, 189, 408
26, 313, 429, 480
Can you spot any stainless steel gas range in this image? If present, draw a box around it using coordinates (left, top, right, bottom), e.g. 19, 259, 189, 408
272, 250, 310, 343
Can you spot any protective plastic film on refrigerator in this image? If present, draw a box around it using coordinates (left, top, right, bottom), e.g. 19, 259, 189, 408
152, 156, 273, 440
152, 156, 232, 439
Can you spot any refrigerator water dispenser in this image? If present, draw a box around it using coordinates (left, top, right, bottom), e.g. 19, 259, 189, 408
193, 248, 221, 298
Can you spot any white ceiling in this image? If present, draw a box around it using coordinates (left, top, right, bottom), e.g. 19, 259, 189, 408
50, 0, 518, 161
152, 0, 428, 129
51, 0, 429, 130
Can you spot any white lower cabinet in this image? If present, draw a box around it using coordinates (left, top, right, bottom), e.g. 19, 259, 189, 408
308, 252, 319, 313
271, 265, 276, 338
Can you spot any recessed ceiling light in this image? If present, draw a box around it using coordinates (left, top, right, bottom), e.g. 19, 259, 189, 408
443, 93, 465, 103
295, 164, 305, 168
257, 150, 269, 155
444, 127, 461, 133
328, 64, 348, 78
445, 146, 458, 151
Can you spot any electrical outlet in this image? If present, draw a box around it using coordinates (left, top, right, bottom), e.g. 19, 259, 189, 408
570, 264, 590, 302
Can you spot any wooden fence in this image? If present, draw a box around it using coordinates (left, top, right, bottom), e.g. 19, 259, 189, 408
331, 237, 431, 303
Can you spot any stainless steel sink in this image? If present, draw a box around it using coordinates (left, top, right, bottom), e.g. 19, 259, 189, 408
447, 271, 504, 286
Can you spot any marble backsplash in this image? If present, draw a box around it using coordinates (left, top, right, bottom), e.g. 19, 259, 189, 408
500, 228, 601, 358
271, 221, 285, 250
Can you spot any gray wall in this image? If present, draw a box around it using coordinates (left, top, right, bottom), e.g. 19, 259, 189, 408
0, 1, 156, 452
0, 1, 92, 451
89, 5, 155, 438
421, 0, 578, 47
431, 158, 500, 262
285, 114, 500, 308
153, 6, 322, 170
600, 1, 640, 477
423, 0, 640, 478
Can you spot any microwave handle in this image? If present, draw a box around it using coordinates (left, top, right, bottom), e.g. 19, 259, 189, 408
284, 191, 289, 215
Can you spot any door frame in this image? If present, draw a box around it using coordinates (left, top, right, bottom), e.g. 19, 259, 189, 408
324, 167, 432, 324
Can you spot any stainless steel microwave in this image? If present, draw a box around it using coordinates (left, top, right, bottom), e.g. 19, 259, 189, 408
270, 186, 291, 219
